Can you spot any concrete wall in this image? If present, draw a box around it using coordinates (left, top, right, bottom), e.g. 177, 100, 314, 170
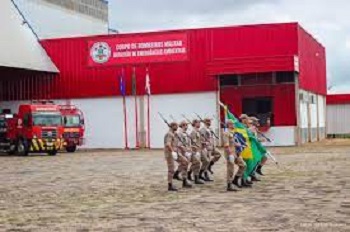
261, 126, 296, 147
299, 90, 309, 143
298, 89, 326, 143
0, 92, 219, 149
149, 92, 218, 148
14, 0, 108, 39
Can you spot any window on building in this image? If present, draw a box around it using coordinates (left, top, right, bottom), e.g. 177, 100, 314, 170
310, 95, 316, 104
240, 72, 273, 86
276, 72, 295, 83
219, 74, 239, 87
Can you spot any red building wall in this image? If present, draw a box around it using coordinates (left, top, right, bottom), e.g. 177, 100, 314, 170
298, 26, 327, 95
327, 94, 350, 105
220, 84, 296, 126
40, 23, 302, 99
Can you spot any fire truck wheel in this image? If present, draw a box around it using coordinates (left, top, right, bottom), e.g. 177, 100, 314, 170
66, 145, 77, 153
48, 150, 58, 156
8, 145, 16, 155
17, 140, 29, 156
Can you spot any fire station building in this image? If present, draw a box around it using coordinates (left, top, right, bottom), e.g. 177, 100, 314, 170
0, 16, 327, 148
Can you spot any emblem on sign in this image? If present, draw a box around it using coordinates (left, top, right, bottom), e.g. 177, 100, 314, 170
90, 42, 111, 64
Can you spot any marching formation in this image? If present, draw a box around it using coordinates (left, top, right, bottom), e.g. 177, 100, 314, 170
161, 104, 272, 192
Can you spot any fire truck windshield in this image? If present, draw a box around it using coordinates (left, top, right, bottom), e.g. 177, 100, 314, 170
63, 115, 81, 127
33, 113, 62, 126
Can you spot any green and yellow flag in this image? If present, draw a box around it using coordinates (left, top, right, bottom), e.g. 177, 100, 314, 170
223, 104, 267, 179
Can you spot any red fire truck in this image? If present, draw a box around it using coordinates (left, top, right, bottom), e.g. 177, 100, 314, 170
0, 101, 64, 156
59, 104, 85, 153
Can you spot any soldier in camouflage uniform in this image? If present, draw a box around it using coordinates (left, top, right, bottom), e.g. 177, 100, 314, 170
176, 121, 194, 188
187, 119, 205, 185
200, 118, 221, 181
223, 120, 244, 191
164, 122, 192, 191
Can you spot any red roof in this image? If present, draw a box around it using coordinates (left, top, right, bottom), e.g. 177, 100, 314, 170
327, 94, 350, 105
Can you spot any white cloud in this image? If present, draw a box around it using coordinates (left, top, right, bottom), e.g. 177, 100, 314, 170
346, 38, 350, 49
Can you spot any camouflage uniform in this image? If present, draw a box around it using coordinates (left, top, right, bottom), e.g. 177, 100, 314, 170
177, 130, 194, 177
164, 130, 189, 184
188, 129, 203, 176
200, 126, 221, 168
223, 131, 246, 183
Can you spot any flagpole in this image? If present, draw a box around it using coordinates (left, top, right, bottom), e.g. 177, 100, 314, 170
123, 94, 129, 149
147, 93, 151, 149
135, 91, 140, 149
145, 68, 151, 149
133, 67, 140, 149
120, 68, 129, 150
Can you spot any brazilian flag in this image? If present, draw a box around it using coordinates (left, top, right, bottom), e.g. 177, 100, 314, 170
223, 105, 267, 179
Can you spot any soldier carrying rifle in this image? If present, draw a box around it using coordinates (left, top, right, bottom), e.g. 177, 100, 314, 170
160, 113, 192, 192
199, 117, 221, 182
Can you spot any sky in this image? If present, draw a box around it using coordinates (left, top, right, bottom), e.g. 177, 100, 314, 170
109, 0, 350, 93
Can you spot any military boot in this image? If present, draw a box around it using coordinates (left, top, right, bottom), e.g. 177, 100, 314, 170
173, 170, 182, 181
256, 165, 264, 176
182, 179, 193, 188
168, 183, 178, 192
227, 183, 238, 192
194, 175, 205, 185
187, 170, 194, 181
199, 170, 206, 181
232, 176, 242, 188
246, 179, 254, 185
204, 171, 214, 182
251, 174, 261, 182
242, 179, 253, 188
208, 161, 215, 174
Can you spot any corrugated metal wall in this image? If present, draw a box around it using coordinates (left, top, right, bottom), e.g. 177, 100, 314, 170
0, 67, 55, 102
327, 104, 350, 135
39, 23, 301, 100
298, 27, 327, 95
318, 95, 326, 139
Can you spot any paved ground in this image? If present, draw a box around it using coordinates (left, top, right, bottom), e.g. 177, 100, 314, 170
1, 139, 350, 231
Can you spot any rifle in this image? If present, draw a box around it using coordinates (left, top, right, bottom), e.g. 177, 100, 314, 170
181, 114, 192, 124
257, 131, 272, 143
158, 112, 189, 148
266, 151, 279, 165
194, 113, 220, 139
158, 112, 171, 127
158, 112, 170, 127
212, 114, 227, 129
169, 114, 176, 122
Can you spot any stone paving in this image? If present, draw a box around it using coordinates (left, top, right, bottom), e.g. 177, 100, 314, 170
1, 140, 350, 231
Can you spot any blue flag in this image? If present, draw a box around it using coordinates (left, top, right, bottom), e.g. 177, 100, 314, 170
234, 132, 247, 154
120, 71, 126, 96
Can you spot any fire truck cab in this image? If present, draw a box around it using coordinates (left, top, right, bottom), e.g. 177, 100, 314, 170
0, 101, 64, 156
59, 104, 85, 153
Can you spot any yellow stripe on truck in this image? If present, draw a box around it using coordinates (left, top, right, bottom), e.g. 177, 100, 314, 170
32, 139, 39, 151
38, 139, 45, 151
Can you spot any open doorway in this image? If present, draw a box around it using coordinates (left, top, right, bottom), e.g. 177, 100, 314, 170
242, 97, 274, 126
